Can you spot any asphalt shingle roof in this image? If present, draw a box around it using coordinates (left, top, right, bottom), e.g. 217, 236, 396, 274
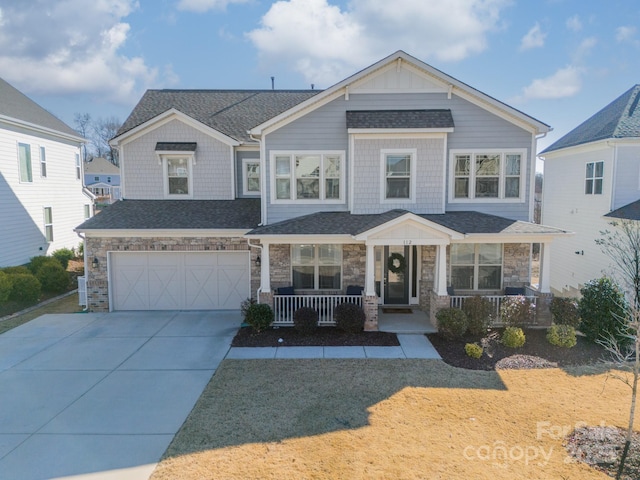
605, 199, 640, 221
76, 199, 261, 230
0, 77, 80, 138
247, 210, 567, 236
346, 110, 454, 129
116, 90, 322, 143
541, 85, 640, 153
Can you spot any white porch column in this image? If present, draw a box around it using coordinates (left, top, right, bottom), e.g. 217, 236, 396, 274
435, 244, 448, 296
365, 243, 376, 296
260, 241, 271, 293
539, 241, 551, 293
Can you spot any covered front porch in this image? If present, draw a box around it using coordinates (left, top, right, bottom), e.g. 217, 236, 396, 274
247, 211, 566, 331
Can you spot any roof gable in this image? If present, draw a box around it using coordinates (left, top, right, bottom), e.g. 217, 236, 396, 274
84, 157, 119, 175
542, 85, 640, 154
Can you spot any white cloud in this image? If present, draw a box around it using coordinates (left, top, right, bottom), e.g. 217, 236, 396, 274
616, 26, 639, 45
247, 0, 510, 87
176, 0, 249, 12
566, 15, 582, 32
521, 66, 583, 100
520, 22, 546, 50
0, 0, 172, 104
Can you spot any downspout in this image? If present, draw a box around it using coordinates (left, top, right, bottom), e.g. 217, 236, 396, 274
531, 131, 548, 223
247, 239, 264, 301
249, 133, 266, 226
75, 231, 89, 311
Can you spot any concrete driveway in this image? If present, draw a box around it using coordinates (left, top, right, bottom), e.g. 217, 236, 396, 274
0, 310, 241, 480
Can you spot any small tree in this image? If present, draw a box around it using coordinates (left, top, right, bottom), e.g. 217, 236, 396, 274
595, 220, 640, 479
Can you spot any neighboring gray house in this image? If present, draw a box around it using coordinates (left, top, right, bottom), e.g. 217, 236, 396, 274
540, 84, 640, 296
0, 76, 92, 267
84, 157, 121, 203
76, 51, 567, 328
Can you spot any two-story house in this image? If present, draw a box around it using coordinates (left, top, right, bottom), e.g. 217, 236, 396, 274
540, 84, 640, 296
0, 77, 93, 267
84, 157, 121, 204
76, 51, 567, 328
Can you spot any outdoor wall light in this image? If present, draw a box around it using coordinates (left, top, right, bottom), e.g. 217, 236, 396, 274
574, 250, 584, 255
92, 257, 99, 269
255, 255, 261, 267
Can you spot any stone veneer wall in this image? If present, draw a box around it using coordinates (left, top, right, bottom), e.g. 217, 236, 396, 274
268, 244, 291, 291
85, 236, 258, 312
419, 245, 437, 313
503, 243, 531, 287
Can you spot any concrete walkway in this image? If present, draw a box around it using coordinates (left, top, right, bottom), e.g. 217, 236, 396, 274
0, 311, 440, 480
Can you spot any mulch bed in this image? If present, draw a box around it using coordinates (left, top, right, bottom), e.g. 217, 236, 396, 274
427, 328, 610, 371
232, 326, 400, 347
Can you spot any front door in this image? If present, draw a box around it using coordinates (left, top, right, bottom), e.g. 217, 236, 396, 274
384, 246, 410, 304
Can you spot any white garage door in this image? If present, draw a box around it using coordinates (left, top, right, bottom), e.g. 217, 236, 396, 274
110, 252, 250, 310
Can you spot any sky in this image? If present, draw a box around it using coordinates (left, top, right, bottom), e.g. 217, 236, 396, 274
0, 0, 639, 161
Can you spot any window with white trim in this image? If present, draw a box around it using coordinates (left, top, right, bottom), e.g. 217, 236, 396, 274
382, 150, 415, 201
18, 143, 32, 183
84, 204, 91, 219
162, 155, 193, 198
75, 154, 81, 180
272, 152, 343, 202
94, 176, 99, 182
43, 207, 53, 242
585, 161, 603, 195
242, 159, 260, 195
40, 147, 47, 178
451, 150, 524, 201
107, 176, 112, 183
450, 243, 502, 290
291, 244, 342, 290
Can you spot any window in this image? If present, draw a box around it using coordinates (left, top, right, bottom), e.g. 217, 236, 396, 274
107, 176, 112, 183
75, 154, 81, 180
84, 204, 91, 219
291, 244, 342, 290
94, 176, 100, 182
18, 143, 32, 182
40, 147, 47, 178
450, 243, 502, 290
242, 159, 260, 195
43, 207, 53, 242
585, 161, 603, 194
381, 149, 416, 202
272, 152, 343, 202
451, 150, 524, 201
162, 156, 193, 197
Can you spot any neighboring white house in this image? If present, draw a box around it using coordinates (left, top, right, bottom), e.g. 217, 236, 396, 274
540, 84, 640, 296
84, 157, 121, 204
0, 77, 93, 267
77, 51, 568, 328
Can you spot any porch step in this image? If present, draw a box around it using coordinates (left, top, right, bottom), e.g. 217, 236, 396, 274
378, 308, 437, 334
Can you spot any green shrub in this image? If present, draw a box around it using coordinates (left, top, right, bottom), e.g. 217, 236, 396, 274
463, 296, 493, 336
293, 307, 319, 334
52, 248, 75, 269
240, 297, 257, 320
547, 325, 577, 348
0, 271, 12, 304
436, 308, 468, 340
1, 266, 30, 275
578, 277, 628, 346
37, 263, 70, 293
549, 297, 581, 327
465, 342, 483, 359
500, 296, 535, 327
28, 256, 62, 274
244, 302, 274, 333
9, 273, 41, 303
77, 242, 84, 257
334, 302, 366, 333
501, 326, 526, 348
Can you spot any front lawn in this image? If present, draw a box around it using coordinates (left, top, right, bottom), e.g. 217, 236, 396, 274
151, 359, 637, 479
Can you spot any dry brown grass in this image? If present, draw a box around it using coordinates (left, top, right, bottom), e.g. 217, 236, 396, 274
151, 359, 631, 480
0, 292, 82, 335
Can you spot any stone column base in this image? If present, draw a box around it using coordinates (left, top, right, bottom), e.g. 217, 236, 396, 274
363, 294, 379, 331
259, 290, 273, 307
535, 292, 553, 326
429, 291, 450, 332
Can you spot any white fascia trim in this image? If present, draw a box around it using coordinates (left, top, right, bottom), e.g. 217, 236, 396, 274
0, 114, 85, 144
243, 234, 357, 245
539, 139, 612, 158
348, 128, 454, 135
80, 229, 250, 238
111, 109, 240, 147
365, 238, 450, 247
353, 212, 463, 241
236, 145, 260, 151
455, 232, 572, 244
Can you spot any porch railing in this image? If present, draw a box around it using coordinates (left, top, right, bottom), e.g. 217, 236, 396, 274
450, 295, 538, 322
273, 294, 362, 326
78, 276, 87, 306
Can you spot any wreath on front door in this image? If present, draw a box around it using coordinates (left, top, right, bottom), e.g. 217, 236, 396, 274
387, 252, 406, 274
